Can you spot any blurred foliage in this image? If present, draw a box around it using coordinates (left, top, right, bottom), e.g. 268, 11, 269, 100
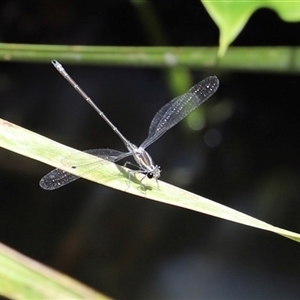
203, 1, 300, 56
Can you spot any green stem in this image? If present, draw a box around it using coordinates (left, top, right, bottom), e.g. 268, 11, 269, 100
0, 43, 299, 73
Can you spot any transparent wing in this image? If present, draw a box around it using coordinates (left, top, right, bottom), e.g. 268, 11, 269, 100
39, 148, 131, 190
140, 76, 219, 149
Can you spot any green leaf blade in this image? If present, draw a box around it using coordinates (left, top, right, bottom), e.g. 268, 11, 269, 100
0, 118, 300, 243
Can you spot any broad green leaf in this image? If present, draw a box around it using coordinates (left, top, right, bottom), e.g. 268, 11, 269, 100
202, 1, 300, 57
0, 118, 300, 243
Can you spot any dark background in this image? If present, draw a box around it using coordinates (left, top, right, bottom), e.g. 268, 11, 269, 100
0, 0, 300, 299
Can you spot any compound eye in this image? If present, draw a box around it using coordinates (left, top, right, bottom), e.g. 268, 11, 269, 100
147, 173, 153, 179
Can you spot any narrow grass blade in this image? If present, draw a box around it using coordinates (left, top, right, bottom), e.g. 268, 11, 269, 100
0, 118, 299, 243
